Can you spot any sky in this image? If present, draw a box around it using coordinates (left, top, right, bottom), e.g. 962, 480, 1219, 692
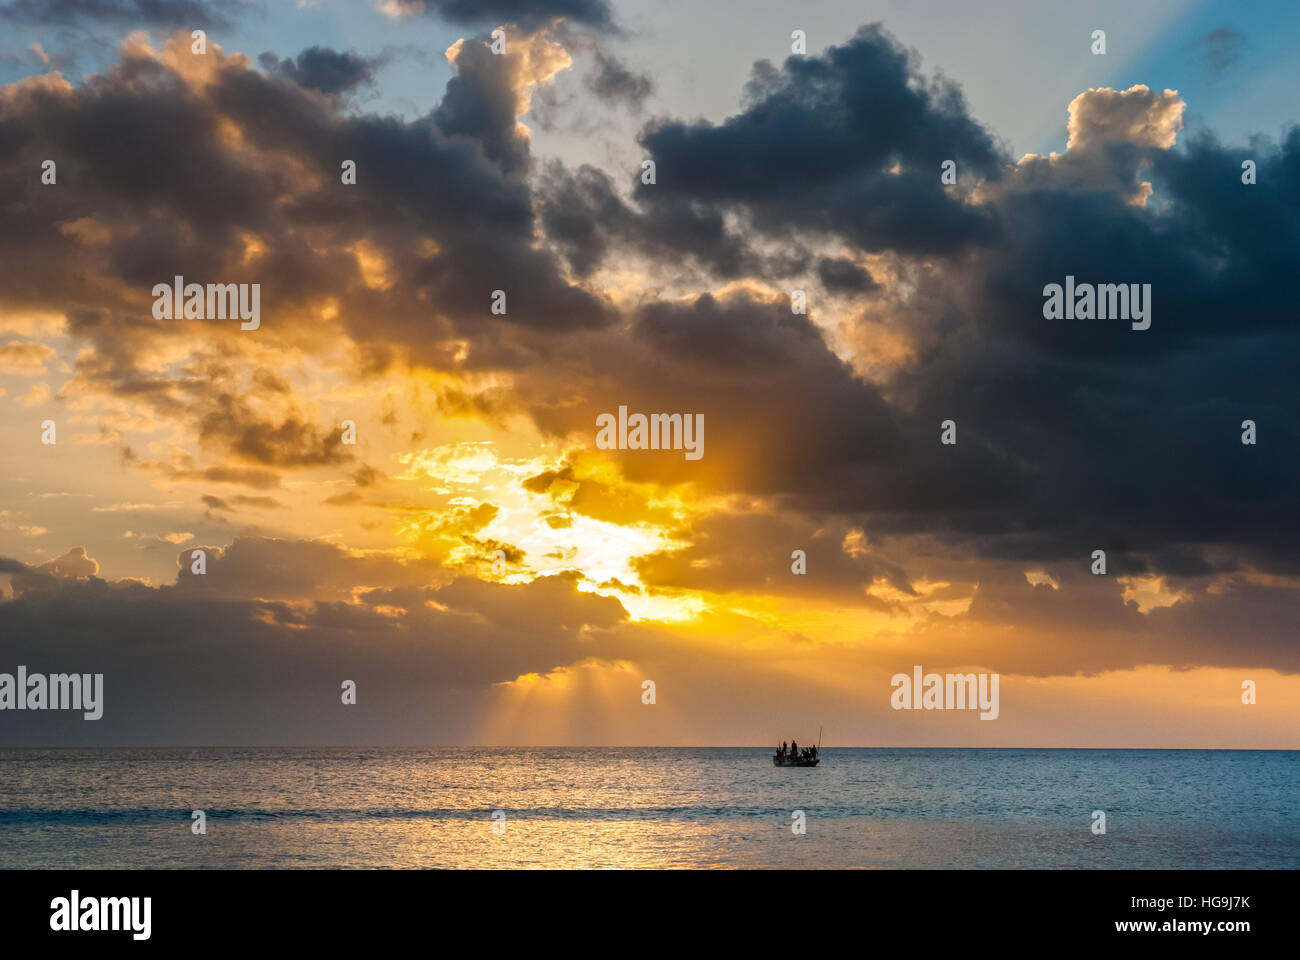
0, 0, 1296, 747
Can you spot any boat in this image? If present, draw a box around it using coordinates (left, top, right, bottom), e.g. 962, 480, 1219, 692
772, 727, 822, 766
773, 753, 819, 767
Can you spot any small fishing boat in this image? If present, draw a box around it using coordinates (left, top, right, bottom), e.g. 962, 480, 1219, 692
773, 753, 819, 767
772, 727, 822, 766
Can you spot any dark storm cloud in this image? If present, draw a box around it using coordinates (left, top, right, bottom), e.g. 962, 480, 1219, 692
0, 28, 613, 496
860, 120, 1300, 575
621, 290, 903, 492
419, 0, 612, 31
0, 539, 639, 745
257, 47, 382, 96
540, 24, 1002, 280
0, 27, 608, 342
0, 0, 253, 29
208, 33, 617, 345
817, 256, 876, 292
169, 537, 447, 599
538, 162, 804, 280
923, 564, 1300, 678
432, 35, 532, 176
533, 61, 1300, 582
516, 281, 1039, 540
635, 26, 1004, 250
1, 21, 1296, 589
2, 536, 1294, 747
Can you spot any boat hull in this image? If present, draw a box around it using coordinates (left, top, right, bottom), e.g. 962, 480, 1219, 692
772, 757, 819, 766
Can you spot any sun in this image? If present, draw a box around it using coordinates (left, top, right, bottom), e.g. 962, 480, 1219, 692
396, 440, 707, 621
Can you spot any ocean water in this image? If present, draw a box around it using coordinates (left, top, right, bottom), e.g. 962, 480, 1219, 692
0, 748, 1295, 869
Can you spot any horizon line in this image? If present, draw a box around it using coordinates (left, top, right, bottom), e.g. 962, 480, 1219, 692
3, 744, 1296, 752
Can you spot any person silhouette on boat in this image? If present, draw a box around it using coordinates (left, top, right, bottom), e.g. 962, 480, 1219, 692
790, 739, 798, 757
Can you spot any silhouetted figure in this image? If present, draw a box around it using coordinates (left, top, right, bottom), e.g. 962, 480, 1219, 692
790, 740, 798, 757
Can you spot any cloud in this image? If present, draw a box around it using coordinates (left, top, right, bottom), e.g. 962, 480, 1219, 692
540, 25, 1004, 281
631, 507, 915, 605
128, 450, 283, 490
0, 17, 1297, 752
0, 340, 56, 374
91, 501, 183, 512
17, 382, 50, 406
0, 41, 76, 71
391, 0, 613, 31
1009, 84, 1184, 204
0, 25, 610, 414
583, 48, 651, 109
530, 58, 1300, 588
817, 256, 877, 293
201, 493, 284, 512
37, 545, 99, 577
1064, 85, 1184, 153
632, 25, 1004, 253
856, 115, 1300, 576
257, 47, 383, 96
0, 537, 643, 744
1, 535, 1296, 746
196, 393, 352, 468
0, 26, 626, 530
4, 26, 1293, 592
0, 0, 254, 30
1199, 27, 1247, 72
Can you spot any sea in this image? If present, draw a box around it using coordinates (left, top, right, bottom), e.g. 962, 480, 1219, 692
1, 747, 1296, 869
